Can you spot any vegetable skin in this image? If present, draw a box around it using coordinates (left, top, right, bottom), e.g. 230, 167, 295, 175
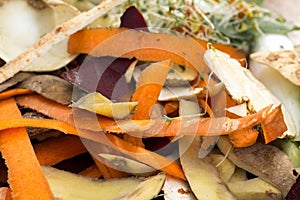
217, 136, 297, 196
42, 166, 165, 200
34, 135, 87, 166
0, 0, 127, 84
68, 27, 246, 71
227, 178, 283, 200
0, 98, 54, 199
178, 99, 235, 199
179, 137, 236, 200
204, 48, 295, 140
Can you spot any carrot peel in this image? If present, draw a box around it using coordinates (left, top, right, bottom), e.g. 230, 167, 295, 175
105, 105, 274, 137
34, 135, 87, 166
0, 118, 78, 135
0, 99, 185, 180
68, 27, 246, 70
0, 89, 34, 101
0, 98, 53, 199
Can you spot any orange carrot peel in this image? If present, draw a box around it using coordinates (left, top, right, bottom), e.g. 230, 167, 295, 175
0, 98, 53, 199
78, 164, 102, 178
34, 135, 87, 166
104, 105, 284, 138
14, 94, 287, 145
0, 89, 34, 101
0, 92, 285, 179
15, 94, 284, 146
125, 59, 172, 146
0, 116, 186, 180
68, 27, 246, 72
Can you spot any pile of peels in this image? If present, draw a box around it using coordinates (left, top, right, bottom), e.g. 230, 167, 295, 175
0, 0, 298, 199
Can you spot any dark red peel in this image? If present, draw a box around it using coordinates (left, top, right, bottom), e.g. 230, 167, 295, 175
285, 175, 300, 200
62, 6, 148, 101
120, 6, 149, 31
61, 56, 135, 101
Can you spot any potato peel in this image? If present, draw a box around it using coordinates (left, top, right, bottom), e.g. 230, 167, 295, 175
42, 166, 165, 200
0, 0, 80, 72
217, 136, 297, 196
22, 0, 80, 72
0, 0, 126, 83
162, 175, 196, 200
204, 48, 296, 138
178, 99, 235, 199
72, 92, 138, 119
250, 50, 300, 86
18, 74, 73, 105
179, 136, 236, 200
97, 153, 157, 176
0, 0, 54, 61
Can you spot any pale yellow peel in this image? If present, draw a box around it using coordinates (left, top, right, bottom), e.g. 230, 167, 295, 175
72, 92, 138, 119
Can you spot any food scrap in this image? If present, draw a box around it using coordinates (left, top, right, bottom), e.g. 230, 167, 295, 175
0, 0, 299, 199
